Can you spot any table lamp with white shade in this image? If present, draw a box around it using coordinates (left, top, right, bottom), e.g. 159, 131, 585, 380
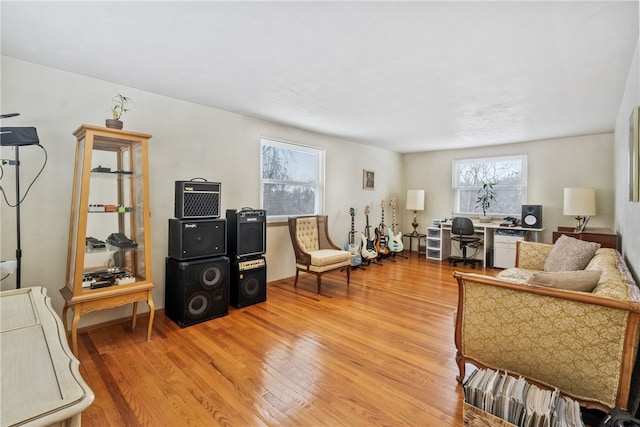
563, 187, 596, 232
406, 189, 425, 235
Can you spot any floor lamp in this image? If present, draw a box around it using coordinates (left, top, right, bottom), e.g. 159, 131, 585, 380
1, 119, 40, 289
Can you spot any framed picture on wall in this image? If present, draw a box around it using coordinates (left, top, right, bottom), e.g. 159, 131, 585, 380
363, 169, 375, 190
630, 105, 639, 202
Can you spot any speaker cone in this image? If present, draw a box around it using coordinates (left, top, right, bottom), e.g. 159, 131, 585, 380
190, 230, 213, 253
200, 264, 223, 289
187, 291, 211, 318
242, 275, 261, 298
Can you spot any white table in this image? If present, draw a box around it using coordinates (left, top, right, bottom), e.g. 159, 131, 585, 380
440, 221, 545, 267
1, 286, 94, 427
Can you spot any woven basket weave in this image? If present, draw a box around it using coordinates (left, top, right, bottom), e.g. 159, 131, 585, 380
463, 402, 517, 427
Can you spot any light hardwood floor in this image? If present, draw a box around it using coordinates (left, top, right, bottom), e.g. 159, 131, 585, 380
76, 254, 495, 426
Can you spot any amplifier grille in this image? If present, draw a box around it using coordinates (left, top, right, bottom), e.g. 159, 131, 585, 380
183, 192, 219, 218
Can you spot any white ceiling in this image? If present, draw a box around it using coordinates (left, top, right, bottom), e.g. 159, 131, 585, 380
1, 1, 638, 153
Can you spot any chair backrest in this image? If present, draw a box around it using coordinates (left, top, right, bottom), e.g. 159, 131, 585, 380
288, 215, 340, 258
293, 216, 320, 252
451, 217, 475, 236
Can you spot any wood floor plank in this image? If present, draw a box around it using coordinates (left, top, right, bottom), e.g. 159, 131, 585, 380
75, 255, 493, 426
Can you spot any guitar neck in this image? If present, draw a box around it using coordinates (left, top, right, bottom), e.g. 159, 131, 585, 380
350, 214, 356, 244
392, 210, 397, 233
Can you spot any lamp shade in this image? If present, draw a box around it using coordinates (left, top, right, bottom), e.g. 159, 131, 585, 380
563, 188, 596, 216
406, 190, 425, 211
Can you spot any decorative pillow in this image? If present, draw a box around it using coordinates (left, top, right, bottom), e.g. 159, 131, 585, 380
543, 235, 600, 272
528, 270, 602, 292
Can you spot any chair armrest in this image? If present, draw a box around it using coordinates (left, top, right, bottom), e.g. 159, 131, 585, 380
515, 241, 553, 270
317, 215, 341, 250
294, 249, 312, 266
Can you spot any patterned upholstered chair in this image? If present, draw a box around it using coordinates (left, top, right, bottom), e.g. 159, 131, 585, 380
288, 215, 352, 294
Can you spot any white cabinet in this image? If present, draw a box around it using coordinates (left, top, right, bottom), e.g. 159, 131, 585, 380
1, 287, 94, 426
493, 232, 525, 269
426, 227, 450, 261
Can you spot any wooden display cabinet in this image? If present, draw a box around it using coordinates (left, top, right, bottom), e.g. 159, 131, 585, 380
552, 226, 618, 249
60, 124, 155, 355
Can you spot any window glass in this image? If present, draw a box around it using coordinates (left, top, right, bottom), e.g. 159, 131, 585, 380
261, 138, 325, 220
453, 155, 527, 216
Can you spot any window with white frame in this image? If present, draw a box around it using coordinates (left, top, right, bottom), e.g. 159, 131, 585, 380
260, 138, 325, 221
453, 154, 527, 216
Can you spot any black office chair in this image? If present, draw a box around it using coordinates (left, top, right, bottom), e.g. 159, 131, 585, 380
449, 217, 482, 268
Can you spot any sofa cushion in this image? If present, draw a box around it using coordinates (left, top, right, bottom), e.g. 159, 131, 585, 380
496, 268, 536, 283
528, 270, 602, 292
544, 235, 601, 272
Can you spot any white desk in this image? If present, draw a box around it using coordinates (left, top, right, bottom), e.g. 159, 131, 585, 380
1, 286, 94, 427
440, 222, 544, 267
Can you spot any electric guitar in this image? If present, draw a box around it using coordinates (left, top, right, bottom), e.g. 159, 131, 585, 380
360, 205, 378, 260
374, 199, 390, 256
344, 207, 362, 267
387, 197, 404, 253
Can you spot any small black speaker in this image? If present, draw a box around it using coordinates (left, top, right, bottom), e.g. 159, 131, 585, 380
226, 208, 266, 260
230, 257, 267, 308
521, 205, 542, 228
175, 181, 221, 219
169, 218, 226, 260
165, 256, 229, 328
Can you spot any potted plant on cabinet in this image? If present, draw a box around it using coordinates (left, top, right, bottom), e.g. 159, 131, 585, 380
475, 182, 496, 223
105, 93, 132, 129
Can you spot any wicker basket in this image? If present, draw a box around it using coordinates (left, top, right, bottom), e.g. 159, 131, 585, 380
463, 402, 517, 427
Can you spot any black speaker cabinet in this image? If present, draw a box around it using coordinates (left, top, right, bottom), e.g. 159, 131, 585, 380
226, 208, 266, 259
521, 205, 543, 228
175, 181, 221, 219
230, 256, 267, 308
169, 218, 226, 260
165, 257, 229, 327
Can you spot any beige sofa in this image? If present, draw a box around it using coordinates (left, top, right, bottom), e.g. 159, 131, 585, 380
454, 240, 640, 411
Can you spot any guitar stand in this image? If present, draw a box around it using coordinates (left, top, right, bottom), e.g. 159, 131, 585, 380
342, 264, 366, 271
392, 252, 408, 260
378, 254, 396, 262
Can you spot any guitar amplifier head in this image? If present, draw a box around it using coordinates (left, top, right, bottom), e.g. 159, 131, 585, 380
175, 181, 221, 219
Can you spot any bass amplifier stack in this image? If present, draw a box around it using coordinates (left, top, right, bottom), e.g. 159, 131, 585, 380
166, 181, 228, 327
226, 208, 267, 308
165, 180, 267, 327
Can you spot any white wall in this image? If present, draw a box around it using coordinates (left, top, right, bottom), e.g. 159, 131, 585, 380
402, 133, 615, 244
615, 33, 640, 280
0, 56, 403, 327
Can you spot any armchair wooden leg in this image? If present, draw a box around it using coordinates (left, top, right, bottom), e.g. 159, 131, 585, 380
346, 268, 350, 285
294, 270, 300, 288
317, 275, 322, 294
